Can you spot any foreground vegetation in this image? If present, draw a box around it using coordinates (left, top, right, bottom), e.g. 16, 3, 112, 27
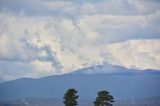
63, 88, 114, 106
0, 89, 160, 106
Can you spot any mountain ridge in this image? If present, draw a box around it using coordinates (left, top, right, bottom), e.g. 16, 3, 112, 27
1, 63, 160, 84
0, 64, 160, 101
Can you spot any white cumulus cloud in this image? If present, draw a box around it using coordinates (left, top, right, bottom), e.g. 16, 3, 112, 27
105, 39, 160, 70
0, 0, 160, 81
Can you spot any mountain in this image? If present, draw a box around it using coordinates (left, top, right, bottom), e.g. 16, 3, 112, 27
0, 64, 160, 101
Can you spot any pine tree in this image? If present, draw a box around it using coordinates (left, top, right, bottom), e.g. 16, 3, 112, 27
94, 90, 114, 106
63, 88, 79, 106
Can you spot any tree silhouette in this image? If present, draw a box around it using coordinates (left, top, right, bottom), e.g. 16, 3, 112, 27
94, 90, 114, 106
63, 88, 79, 106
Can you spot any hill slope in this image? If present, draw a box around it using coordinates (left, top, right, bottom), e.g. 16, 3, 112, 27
0, 64, 160, 100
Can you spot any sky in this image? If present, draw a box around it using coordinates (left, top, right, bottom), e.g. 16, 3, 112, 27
0, 0, 160, 81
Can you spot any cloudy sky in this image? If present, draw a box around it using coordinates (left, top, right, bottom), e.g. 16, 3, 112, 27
0, 0, 160, 81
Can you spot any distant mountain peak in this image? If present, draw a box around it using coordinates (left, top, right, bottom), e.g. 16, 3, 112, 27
68, 63, 160, 75
69, 63, 136, 75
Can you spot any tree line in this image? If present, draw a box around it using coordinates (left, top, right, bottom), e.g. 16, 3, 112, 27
63, 88, 114, 106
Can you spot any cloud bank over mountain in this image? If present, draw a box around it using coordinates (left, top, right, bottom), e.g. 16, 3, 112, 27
0, 0, 160, 81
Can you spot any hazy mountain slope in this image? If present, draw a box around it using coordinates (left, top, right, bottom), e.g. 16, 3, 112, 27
0, 64, 160, 100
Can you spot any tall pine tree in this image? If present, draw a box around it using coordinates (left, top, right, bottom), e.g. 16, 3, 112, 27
63, 88, 79, 106
94, 90, 114, 106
